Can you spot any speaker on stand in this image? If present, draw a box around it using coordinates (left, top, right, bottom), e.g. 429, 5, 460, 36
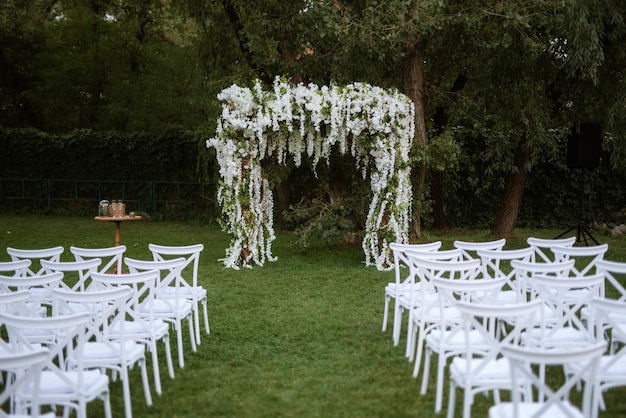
555, 123, 602, 245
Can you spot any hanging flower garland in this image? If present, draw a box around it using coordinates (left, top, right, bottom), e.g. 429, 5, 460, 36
207, 77, 414, 270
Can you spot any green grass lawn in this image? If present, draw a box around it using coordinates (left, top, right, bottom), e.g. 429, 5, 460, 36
1, 215, 626, 417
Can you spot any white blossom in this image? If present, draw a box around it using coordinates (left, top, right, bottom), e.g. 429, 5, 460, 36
208, 77, 415, 270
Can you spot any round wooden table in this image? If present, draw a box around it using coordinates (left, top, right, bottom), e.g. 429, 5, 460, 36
94, 215, 142, 246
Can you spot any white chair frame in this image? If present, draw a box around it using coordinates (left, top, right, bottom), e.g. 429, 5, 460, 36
384, 241, 442, 346
149, 243, 210, 344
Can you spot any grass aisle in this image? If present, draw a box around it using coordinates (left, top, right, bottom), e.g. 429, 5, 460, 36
2, 215, 626, 417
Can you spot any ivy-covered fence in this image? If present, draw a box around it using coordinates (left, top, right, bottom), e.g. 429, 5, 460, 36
0, 128, 218, 219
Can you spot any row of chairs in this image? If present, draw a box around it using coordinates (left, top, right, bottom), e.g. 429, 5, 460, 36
383, 236, 626, 418
0, 243, 210, 418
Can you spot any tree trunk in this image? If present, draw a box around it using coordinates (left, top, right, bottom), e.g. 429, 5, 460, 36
403, 37, 428, 240
491, 144, 533, 237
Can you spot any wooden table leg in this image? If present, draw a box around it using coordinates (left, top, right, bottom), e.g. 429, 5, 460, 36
114, 220, 122, 246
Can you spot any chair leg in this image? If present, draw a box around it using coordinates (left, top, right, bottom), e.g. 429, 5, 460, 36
121, 368, 133, 418
435, 355, 446, 412
406, 314, 415, 360
189, 314, 197, 352
164, 335, 174, 379
447, 379, 457, 418
140, 357, 153, 407
194, 301, 201, 344
103, 389, 112, 418
382, 295, 390, 332
462, 384, 472, 418
203, 299, 210, 335
412, 324, 426, 378
420, 349, 431, 393
150, 343, 163, 395
392, 303, 403, 346
176, 322, 185, 368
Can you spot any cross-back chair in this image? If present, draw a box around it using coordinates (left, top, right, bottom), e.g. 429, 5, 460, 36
148, 243, 210, 344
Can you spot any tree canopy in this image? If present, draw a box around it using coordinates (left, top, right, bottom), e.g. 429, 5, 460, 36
2, 0, 626, 238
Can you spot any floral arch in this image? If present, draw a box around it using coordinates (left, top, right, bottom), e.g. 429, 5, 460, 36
207, 77, 414, 270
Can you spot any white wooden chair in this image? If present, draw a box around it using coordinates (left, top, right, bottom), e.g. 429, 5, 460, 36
53, 286, 152, 418
0, 272, 64, 322
149, 243, 210, 344
0, 347, 53, 418
92, 270, 174, 396
422, 274, 505, 414
448, 299, 543, 418
124, 257, 197, 369
0, 311, 111, 418
489, 342, 606, 418
526, 273, 604, 349
570, 298, 626, 418
384, 241, 442, 346
402, 248, 465, 361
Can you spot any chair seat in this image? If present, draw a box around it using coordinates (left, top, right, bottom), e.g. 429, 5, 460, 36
527, 326, 591, 346
111, 319, 170, 339
568, 354, 626, 377
489, 400, 584, 418
427, 328, 488, 349
83, 341, 145, 361
23, 370, 108, 396
414, 306, 463, 323
399, 290, 438, 307
142, 299, 193, 317
160, 286, 207, 299
450, 357, 512, 381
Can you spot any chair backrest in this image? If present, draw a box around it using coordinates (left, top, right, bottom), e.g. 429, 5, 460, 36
453, 238, 506, 260
589, 297, 626, 360
53, 286, 134, 357
530, 273, 604, 348
149, 243, 204, 289
0, 347, 50, 418
477, 247, 534, 297
91, 270, 160, 333
526, 236, 576, 262
455, 299, 544, 376
125, 257, 188, 315
552, 244, 609, 278
0, 259, 32, 277
41, 258, 102, 291
498, 341, 606, 418
412, 257, 482, 282
70, 245, 127, 274
389, 242, 442, 285
0, 272, 64, 308
0, 289, 34, 318
595, 260, 626, 301
0, 313, 90, 408
405, 248, 464, 263
6, 246, 64, 276
409, 257, 482, 299
511, 259, 575, 298
125, 257, 186, 289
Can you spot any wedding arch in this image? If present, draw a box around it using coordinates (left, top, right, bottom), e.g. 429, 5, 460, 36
207, 77, 414, 270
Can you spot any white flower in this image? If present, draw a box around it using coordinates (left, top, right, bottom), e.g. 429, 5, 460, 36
208, 78, 415, 270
